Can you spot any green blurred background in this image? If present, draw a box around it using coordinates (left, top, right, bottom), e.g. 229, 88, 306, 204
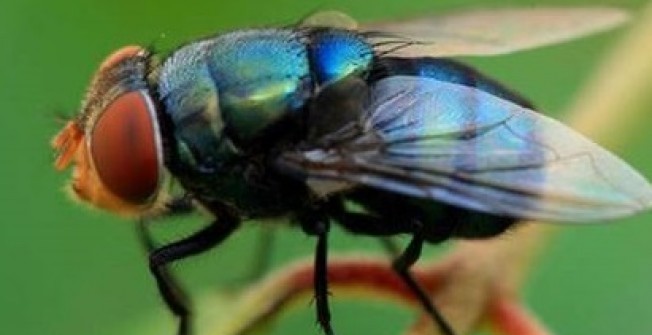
1, 0, 652, 334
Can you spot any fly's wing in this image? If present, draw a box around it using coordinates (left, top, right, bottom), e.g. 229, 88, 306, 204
364, 7, 629, 57
277, 76, 652, 222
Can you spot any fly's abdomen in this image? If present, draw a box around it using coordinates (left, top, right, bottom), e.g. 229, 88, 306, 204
372, 57, 534, 108
360, 57, 538, 237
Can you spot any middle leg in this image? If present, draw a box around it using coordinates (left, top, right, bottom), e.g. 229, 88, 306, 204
298, 209, 335, 335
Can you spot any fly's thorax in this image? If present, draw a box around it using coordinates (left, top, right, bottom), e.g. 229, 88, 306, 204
157, 29, 316, 180
307, 28, 374, 86
157, 28, 375, 168
153, 28, 376, 213
160, 29, 313, 147
52, 46, 169, 217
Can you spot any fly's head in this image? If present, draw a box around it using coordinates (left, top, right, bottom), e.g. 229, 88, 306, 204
52, 46, 168, 217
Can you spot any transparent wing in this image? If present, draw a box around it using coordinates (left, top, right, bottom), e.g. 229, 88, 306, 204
277, 76, 652, 222
364, 7, 629, 57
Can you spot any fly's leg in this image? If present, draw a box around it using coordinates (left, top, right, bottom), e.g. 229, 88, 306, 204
299, 210, 335, 335
139, 210, 240, 335
137, 220, 192, 335
135, 194, 196, 335
314, 220, 333, 335
164, 194, 274, 284
393, 233, 456, 335
330, 206, 456, 335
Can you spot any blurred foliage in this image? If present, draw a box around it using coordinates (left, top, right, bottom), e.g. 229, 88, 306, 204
1, 1, 651, 335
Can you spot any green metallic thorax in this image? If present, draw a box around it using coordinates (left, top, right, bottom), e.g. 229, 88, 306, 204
156, 28, 373, 215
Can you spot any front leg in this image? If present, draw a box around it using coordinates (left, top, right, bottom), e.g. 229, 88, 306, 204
137, 220, 191, 335
144, 208, 240, 335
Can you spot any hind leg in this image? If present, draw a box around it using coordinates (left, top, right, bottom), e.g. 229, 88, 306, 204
329, 204, 456, 335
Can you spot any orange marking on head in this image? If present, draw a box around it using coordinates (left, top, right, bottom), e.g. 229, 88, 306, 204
51, 121, 84, 171
98, 45, 146, 71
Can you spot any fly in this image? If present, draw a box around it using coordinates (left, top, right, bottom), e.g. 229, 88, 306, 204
52, 8, 651, 335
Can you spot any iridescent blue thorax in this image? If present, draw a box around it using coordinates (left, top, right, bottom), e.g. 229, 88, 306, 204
156, 28, 373, 215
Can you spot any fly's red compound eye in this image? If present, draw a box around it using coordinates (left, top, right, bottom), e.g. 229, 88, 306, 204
90, 90, 162, 204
